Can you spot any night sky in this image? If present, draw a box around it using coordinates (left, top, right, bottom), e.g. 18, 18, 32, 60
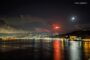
0, 0, 89, 33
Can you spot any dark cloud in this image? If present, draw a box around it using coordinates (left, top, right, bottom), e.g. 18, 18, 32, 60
2, 16, 51, 32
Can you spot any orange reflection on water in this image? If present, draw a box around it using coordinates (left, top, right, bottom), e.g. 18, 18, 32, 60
83, 40, 90, 60
53, 40, 63, 60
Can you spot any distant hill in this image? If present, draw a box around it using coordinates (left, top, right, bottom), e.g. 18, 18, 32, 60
59, 30, 90, 38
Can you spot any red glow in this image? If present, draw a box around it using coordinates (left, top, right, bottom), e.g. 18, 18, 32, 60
55, 26, 60, 29
52, 23, 61, 32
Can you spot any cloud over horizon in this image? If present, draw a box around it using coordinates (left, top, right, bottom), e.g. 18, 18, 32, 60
0, 16, 51, 33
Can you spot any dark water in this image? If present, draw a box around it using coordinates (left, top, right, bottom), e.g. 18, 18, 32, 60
0, 39, 90, 60
0, 39, 53, 60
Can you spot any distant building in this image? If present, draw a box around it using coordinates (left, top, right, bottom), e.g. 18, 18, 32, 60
60, 30, 90, 40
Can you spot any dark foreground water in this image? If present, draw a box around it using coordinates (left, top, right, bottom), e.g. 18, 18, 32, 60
0, 39, 90, 60
0, 39, 53, 60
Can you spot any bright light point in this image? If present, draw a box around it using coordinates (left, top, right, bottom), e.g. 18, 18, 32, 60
54, 26, 61, 31
70, 16, 77, 22
52, 23, 61, 32
55, 26, 60, 29
72, 17, 75, 21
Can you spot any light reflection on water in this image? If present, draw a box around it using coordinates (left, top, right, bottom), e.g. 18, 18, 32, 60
0, 39, 51, 52
0, 39, 90, 60
0, 44, 33, 52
